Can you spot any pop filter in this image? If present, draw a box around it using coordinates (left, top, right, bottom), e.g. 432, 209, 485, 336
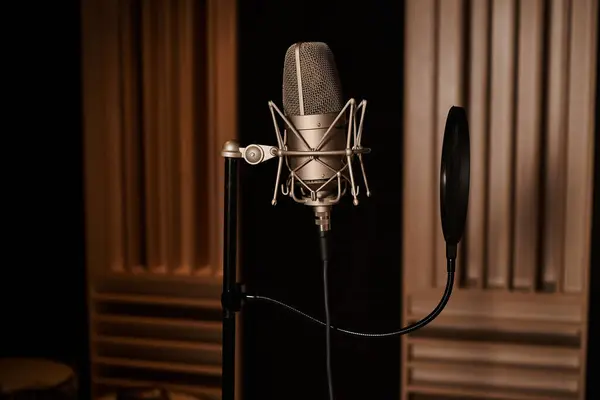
440, 106, 470, 259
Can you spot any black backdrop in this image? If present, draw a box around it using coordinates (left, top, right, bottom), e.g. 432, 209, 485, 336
237, 1, 404, 399
3, 0, 89, 395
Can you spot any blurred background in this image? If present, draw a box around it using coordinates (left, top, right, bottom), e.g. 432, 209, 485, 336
2, 0, 598, 399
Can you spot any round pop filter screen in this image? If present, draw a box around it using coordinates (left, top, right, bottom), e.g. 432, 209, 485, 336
439, 106, 470, 248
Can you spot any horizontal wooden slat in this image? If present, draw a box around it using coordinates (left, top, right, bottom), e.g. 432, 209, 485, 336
409, 361, 580, 393
405, 314, 581, 338
93, 357, 221, 376
94, 335, 221, 353
408, 290, 583, 323
92, 293, 221, 309
94, 316, 220, 346
94, 314, 221, 330
407, 383, 577, 400
95, 275, 221, 298
408, 337, 580, 369
94, 377, 220, 400
94, 336, 221, 366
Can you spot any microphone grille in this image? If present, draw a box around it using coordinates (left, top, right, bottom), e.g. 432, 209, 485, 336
282, 42, 344, 116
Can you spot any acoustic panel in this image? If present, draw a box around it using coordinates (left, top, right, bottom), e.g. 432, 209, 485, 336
81, 0, 238, 398
401, 0, 597, 399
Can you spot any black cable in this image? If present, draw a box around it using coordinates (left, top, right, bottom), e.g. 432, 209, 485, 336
245, 258, 456, 338
319, 230, 334, 400
323, 257, 334, 400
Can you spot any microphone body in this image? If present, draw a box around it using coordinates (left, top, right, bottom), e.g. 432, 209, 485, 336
286, 113, 346, 197
282, 42, 348, 230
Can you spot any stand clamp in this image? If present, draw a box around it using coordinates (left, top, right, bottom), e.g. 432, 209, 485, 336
221, 282, 246, 315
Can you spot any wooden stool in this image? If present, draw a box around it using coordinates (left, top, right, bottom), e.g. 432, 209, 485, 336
0, 358, 77, 399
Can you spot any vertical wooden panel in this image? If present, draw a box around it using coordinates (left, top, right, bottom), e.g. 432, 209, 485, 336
168, 0, 182, 273
81, 1, 122, 392
206, 0, 219, 277
401, 0, 595, 398
435, 0, 465, 287
160, 0, 172, 272
208, 0, 238, 276
176, 0, 196, 275
542, 0, 570, 292
155, 1, 169, 274
486, 0, 516, 289
465, 0, 490, 288
512, 0, 544, 290
83, 0, 238, 396
403, 0, 437, 291
141, 4, 160, 272
120, 0, 142, 272
158, 0, 180, 273
563, 0, 597, 293
402, 3, 437, 399
106, 0, 125, 273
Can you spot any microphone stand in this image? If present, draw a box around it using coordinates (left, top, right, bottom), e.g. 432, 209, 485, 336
221, 140, 243, 400
218, 98, 377, 400
217, 104, 468, 400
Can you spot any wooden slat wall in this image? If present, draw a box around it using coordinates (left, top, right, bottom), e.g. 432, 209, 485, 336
403, 0, 437, 293
512, 0, 544, 290
401, 0, 597, 399
464, 0, 490, 288
81, 0, 237, 398
542, 0, 571, 292
121, 0, 143, 274
138, 0, 203, 276
487, 0, 515, 289
563, 0, 596, 294
208, 0, 238, 278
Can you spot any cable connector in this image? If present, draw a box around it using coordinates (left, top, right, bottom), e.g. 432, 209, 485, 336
446, 244, 457, 273
446, 243, 457, 260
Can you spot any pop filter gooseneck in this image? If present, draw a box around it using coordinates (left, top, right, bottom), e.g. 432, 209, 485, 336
440, 105, 471, 262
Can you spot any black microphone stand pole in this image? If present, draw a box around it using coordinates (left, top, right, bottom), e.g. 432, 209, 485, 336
221, 140, 244, 400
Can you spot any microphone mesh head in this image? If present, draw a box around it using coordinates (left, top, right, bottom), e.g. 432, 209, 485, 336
282, 42, 344, 116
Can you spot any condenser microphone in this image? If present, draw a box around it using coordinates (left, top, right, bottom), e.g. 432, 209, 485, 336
282, 42, 347, 231
234, 42, 371, 232
282, 42, 370, 231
